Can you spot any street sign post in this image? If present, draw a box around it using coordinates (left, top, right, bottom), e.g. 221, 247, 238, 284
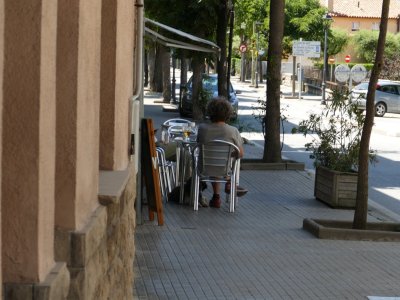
292, 41, 321, 58
349, 64, 367, 90
292, 40, 321, 100
239, 44, 247, 53
351, 64, 368, 83
334, 64, 350, 82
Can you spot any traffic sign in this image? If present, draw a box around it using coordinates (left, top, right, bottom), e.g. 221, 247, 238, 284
239, 44, 247, 53
328, 57, 335, 64
292, 41, 321, 58
351, 64, 367, 82
345, 55, 351, 63
334, 64, 350, 82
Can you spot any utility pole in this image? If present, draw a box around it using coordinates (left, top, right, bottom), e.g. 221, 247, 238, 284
227, 1, 234, 98
251, 21, 256, 86
255, 28, 259, 88
240, 22, 246, 82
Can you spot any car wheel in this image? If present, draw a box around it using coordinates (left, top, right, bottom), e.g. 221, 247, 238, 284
375, 102, 386, 117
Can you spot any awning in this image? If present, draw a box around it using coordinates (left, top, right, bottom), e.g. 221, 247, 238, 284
144, 18, 220, 53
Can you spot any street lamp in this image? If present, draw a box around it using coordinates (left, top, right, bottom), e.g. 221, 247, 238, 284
321, 13, 332, 105
240, 22, 246, 82
255, 22, 262, 88
227, 0, 234, 99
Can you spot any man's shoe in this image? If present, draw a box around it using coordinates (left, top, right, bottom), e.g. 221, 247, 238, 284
209, 194, 221, 208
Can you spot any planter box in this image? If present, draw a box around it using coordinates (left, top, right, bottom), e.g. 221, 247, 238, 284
303, 218, 400, 242
314, 166, 357, 208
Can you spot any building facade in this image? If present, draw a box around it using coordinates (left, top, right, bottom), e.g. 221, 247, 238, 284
0, 0, 143, 298
320, 0, 400, 62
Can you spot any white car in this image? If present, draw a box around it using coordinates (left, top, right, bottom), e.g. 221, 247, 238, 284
351, 80, 400, 117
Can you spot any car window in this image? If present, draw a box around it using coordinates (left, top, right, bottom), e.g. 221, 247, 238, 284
202, 77, 217, 92
354, 82, 369, 90
378, 85, 398, 94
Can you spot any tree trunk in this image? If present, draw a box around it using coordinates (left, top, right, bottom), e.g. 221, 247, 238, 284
353, 0, 390, 229
152, 44, 163, 93
216, 0, 228, 98
144, 49, 149, 87
161, 47, 171, 103
191, 57, 204, 121
179, 54, 188, 102
263, 0, 285, 162
148, 45, 156, 91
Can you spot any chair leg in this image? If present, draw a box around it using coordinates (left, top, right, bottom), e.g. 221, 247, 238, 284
229, 175, 238, 213
193, 175, 200, 211
169, 162, 176, 189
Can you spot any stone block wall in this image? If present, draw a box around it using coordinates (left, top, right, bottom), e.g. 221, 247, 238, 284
52, 166, 136, 300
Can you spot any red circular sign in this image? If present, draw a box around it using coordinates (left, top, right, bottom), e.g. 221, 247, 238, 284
345, 55, 351, 63
239, 44, 247, 53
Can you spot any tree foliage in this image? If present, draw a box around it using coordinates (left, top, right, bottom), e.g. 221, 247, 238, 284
293, 90, 375, 173
381, 53, 400, 80
234, 0, 268, 37
283, 0, 328, 56
145, 0, 221, 119
328, 28, 349, 56
352, 30, 399, 62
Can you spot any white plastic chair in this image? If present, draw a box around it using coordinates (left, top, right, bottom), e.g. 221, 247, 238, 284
162, 118, 191, 141
156, 147, 175, 202
192, 139, 241, 212
163, 118, 191, 127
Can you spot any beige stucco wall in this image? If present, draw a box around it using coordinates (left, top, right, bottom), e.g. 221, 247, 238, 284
2, 0, 57, 282
55, 0, 101, 230
0, 0, 3, 297
1, 0, 137, 295
332, 16, 398, 33
331, 17, 399, 63
76, 0, 101, 228
55, 0, 79, 230
100, 0, 134, 171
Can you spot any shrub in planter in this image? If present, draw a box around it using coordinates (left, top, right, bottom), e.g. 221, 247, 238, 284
292, 90, 376, 207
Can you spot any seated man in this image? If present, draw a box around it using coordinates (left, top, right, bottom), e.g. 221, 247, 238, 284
197, 97, 247, 208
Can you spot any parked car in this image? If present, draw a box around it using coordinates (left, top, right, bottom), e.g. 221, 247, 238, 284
350, 80, 400, 117
179, 73, 239, 120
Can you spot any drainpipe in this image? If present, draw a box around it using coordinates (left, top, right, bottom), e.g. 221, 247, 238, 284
397, 14, 400, 33
131, 0, 144, 224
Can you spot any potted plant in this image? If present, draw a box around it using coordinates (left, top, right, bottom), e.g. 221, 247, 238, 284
292, 90, 376, 208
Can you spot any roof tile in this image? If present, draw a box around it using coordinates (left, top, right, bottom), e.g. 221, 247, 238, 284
321, 0, 400, 18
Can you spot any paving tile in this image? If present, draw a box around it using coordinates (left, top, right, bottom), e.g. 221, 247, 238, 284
134, 162, 400, 299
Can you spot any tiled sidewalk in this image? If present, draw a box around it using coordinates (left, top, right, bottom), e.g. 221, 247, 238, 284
133, 167, 400, 299
135, 84, 400, 299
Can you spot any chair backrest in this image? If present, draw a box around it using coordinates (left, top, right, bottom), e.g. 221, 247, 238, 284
194, 140, 239, 178
167, 125, 185, 140
163, 118, 191, 127
163, 119, 191, 141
